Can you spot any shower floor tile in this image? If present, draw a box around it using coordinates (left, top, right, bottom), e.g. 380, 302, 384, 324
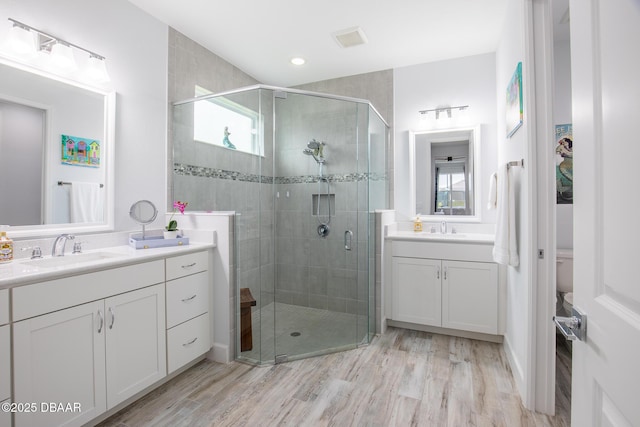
240, 302, 367, 363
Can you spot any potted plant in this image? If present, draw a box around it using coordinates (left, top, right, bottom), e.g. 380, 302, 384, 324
164, 201, 188, 239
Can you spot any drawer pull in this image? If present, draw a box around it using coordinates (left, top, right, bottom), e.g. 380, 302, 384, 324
97, 310, 104, 333
109, 307, 115, 329
181, 294, 197, 302
181, 262, 197, 269
183, 337, 198, 346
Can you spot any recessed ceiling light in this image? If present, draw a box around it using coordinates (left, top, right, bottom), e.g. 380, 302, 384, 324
291, 57, 305, 66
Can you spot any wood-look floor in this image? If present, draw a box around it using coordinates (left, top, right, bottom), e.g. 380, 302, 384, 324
98, 327, 570, 427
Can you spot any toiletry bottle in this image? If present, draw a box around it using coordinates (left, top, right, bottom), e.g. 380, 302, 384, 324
0, 227, 13, 263
413, 215, 423, 232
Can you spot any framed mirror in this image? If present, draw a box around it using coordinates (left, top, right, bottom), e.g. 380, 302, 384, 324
0, 57, 115, 238
409, 125, 481, 221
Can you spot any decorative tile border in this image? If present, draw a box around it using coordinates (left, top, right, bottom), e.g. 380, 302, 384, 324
174, 163, 386, 184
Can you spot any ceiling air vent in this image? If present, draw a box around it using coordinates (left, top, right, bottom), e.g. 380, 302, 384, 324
332, 26, 368, 48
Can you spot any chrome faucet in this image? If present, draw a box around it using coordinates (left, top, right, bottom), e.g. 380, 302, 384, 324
52, 234, 75, 257
440, 221, 447, 234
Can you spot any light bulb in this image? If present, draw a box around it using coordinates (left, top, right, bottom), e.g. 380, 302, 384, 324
5, 25, 36, 57
84, 55, 110, 83
49, 42, 77, 72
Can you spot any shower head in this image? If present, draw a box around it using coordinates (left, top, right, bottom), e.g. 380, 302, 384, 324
307, 140, 320, 150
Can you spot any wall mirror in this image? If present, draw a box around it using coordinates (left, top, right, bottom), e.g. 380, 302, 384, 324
0, 57, 115, 238
409, 125, 481, 221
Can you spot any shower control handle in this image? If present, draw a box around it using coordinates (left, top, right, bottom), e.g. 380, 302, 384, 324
344, 230, 353, 251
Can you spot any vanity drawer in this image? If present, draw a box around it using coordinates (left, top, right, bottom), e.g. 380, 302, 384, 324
0, 289, 7, 325
13, 260, 164, 321
167, 312, 210, 374
166, 271, 209, 328
0, 325, 10, 401
166, 251, 208, 281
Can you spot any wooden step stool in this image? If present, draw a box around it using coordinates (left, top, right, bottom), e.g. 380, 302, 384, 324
240, 288, 257, 351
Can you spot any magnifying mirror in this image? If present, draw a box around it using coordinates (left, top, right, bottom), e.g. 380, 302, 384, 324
129, 200, 158, 240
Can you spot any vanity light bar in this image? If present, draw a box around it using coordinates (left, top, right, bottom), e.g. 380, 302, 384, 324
418, 105, 469, 116
8, 18, 106, 61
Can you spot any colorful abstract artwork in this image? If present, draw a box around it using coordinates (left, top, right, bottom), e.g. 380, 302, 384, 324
61, 134, 100, 167
506, 62, 523, 138
555, 124, 573, 204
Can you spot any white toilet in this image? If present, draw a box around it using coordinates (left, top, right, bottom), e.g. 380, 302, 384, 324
556, 249, 574, 316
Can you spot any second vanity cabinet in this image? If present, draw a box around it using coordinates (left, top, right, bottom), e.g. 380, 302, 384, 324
390, 238, 501, 337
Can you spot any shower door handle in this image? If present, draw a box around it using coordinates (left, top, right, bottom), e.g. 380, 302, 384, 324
344, 230, 353, 250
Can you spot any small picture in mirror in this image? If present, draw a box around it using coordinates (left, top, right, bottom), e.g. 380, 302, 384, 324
61, 134, 101, 167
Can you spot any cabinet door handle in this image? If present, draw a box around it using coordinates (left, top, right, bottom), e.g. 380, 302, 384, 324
183, 337, 198, 347
181, 262, 197, 269
436, 266, 440, 279
444, 267, 447, 280
181, 294, 197, 302
97, 310, 104, 333
109, 307, 115, 329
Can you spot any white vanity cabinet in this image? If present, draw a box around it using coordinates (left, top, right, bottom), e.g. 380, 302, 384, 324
104, 284, 166, 408
165, 251, 211, 374
0, 289, 10, 427
12, 261, 166, 427
441, 260, 498, 334
13, 300, 107, 427
390, 238, 501, 337
392, 257, 441, 326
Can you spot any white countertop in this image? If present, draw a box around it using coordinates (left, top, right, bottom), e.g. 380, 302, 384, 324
386, 230, 495, 244
0, 242, 215, 289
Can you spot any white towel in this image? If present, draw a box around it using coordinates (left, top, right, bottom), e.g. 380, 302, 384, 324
492, 164, 519, 266
70, 182, 103, 223
487, 171, 498, 210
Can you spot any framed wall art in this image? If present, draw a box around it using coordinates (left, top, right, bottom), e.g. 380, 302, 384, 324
506, 62, 523, 138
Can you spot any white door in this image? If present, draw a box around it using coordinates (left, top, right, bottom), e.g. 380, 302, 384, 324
13, 301, 107, 427
392, 257, 441, 326
442, 260, 498, 334
105, 284, 166, 409
570, 0, 640, 425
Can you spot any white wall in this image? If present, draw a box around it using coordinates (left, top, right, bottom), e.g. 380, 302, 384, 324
0, 0, 169, 232
495, 0, 534, 407
553, 40, 573, 250
393, 53, 498, 224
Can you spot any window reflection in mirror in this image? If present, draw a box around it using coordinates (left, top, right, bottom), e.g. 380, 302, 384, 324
409, 125, 481, 221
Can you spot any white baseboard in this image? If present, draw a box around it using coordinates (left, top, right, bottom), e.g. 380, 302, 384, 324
209, 343, 230, 364
503, 334, 526, 402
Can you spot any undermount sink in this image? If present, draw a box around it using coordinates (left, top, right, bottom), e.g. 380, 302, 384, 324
23, 252, 125, 268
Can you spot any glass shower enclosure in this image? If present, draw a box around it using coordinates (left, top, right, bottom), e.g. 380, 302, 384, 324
172, 85, 388, 364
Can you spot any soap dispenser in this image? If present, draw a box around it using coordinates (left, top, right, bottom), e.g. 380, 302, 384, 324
413, 215, 423, 232
0, 225, 13, 264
